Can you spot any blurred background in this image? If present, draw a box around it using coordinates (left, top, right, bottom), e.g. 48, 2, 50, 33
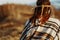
0, 0, 60, 40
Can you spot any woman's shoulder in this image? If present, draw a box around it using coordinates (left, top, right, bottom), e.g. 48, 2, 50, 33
48, 18, 60, 26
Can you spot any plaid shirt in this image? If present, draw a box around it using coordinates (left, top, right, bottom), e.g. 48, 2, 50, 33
20, 18, 60, 40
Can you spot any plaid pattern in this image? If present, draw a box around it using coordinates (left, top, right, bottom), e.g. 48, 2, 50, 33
20, 18, 60, 40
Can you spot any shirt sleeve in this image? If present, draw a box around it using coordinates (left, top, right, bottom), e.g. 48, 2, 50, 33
48, 18, 60, 40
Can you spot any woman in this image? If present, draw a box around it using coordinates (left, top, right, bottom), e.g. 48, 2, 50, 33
20, 0, 60, 40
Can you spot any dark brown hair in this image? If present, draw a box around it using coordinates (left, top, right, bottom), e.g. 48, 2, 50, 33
30, 0, 51, 24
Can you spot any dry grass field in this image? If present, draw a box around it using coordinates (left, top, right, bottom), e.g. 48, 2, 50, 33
0, 4, 34, 40
0, 4, 60, 40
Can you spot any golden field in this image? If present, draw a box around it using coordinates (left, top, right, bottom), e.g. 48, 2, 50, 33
0, 4, 34, 40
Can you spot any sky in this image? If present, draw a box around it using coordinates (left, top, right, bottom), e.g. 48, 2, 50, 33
50, 0, 60, 9
0, 0, 60, 9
